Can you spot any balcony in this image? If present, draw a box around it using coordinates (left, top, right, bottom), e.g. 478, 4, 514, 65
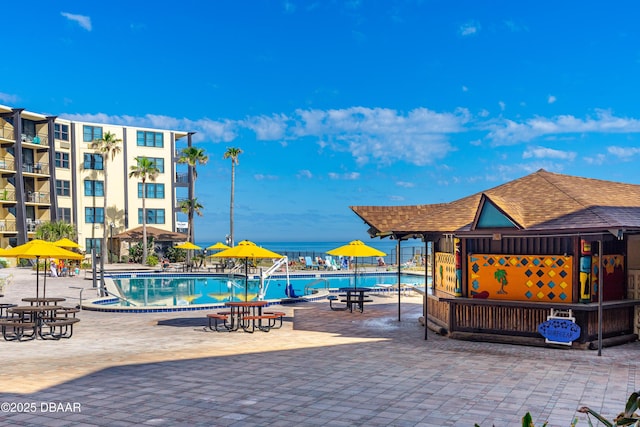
0, 218, 17, 233
22, 161, 50, 175
0, 188, 16, 203
0, 157, 15, 172
26, 191, 50, 204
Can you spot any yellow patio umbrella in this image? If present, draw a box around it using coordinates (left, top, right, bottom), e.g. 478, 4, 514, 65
2, 240, 83, 298
211, 240, 284, 301
327, 240, 386, 288
175, 241, 202, 265
207, 242, 230, 251
175, 242, 202, 250
53, 237, 81, 249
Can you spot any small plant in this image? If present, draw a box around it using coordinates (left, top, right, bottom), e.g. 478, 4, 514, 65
146, 254, 159, 267
578, 390, 640, 426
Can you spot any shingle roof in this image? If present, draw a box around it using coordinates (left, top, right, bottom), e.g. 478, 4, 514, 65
351, 169, 640, 236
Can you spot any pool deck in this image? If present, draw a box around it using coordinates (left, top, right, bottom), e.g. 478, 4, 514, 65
0, 265, 638, 426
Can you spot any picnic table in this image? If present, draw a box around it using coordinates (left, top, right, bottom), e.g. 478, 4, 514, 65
1, 305, 79, 341
206, 301, 284, 333
329, 287, 373, 313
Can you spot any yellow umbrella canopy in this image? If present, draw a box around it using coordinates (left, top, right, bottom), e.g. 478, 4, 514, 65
327, 240, 386, 258
211, 240, 284, 300
2, 240, 83, 298
53, 237, 81, 249
175, 242, 202, 250
207, 242, 230, 250
211, 240, 284, 259
327, 240, 386, 288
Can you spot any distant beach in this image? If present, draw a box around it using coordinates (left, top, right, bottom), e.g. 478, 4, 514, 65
197, 240, 429, 264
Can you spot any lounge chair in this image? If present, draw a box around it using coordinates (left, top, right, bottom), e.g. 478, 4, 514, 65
304, 256, 319, 270
325, 256, 338, 270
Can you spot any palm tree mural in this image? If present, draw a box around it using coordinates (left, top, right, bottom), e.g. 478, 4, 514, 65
91, 131, 122, 264
494, 268, 508, 294
128, 156, 159, 265
223, 147, 242, 247
177, 146, 208, 243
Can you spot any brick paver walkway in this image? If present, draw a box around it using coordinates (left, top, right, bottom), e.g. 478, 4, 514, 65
0, 267, 637, 426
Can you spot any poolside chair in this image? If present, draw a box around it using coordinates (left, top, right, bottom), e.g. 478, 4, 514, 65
304, 256, 319, 270
325, 256, 338, 270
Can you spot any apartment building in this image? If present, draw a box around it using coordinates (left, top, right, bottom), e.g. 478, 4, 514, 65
0, 104, 192, 258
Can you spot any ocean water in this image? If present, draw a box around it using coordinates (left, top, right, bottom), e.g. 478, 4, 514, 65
196, 240, 429, 264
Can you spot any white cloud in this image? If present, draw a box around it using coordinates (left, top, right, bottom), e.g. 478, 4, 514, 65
0, 92, 19, 104
293, 106, 464, 166
254, 174, 278, 181
607, 146, 640, 160
241, 114, 289, 140
462, 85, 468, 92
389, 195, 405, 201
61, 12, 92, 31
297, 170, 313, 179
522, 146, 576, 161
548, 95, 557, 104
498, 101, 506, 111
396, 181, 415, 188
486, 109, 640, 145
583, 154, 606, 165
459, 21, 480, 36
328, 172, 360, 180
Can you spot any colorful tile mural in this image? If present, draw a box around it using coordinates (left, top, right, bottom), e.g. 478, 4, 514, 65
468, 254, 574, 302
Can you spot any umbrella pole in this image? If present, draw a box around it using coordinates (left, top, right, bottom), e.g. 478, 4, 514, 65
397, 240, 401, 322
245, 257, 248, 301
36, 255, 40, 299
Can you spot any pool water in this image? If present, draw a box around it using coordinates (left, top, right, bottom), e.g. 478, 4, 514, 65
110, 273, 427, 307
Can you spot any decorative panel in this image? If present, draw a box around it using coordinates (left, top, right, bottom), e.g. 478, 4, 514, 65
468, 254, 573, 302
435, 252, 458, 296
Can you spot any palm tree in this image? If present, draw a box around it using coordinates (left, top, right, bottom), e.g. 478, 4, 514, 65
223, 147, 242, 247
35, 220, 77, 242
128, 156, 160, 265
179, 198, 204, 243
177, 147, 208, 243
91, 131, 122, 264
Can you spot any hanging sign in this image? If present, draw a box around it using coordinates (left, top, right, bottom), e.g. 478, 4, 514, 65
537, 309, 581, 345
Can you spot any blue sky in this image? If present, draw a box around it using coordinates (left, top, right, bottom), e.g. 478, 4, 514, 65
3, 1, 640, 243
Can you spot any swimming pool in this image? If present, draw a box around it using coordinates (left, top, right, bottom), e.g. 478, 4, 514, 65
100, 272, 427, 309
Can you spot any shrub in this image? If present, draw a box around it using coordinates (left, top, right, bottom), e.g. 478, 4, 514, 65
146, 254, 159, 267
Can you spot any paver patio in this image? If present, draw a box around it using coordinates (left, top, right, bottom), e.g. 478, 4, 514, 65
0, 266, 637, 426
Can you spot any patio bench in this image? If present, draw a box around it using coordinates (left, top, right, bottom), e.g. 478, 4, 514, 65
242, 313, 284, 333
41, 317, 80, 340
206, 313, 231, 332
0, 318, 37, 341
328, 295, 348, 311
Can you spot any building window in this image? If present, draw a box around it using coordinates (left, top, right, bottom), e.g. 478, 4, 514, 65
138, 208, 165, 224
148, 157, 164, 173
84, 180, 104, 196
85, 238, 102, 255
85, 207, 105, 224
55, 152, 70, 168
56, 180, 71, 196
83, 125, 103, 142
57, 207, 71, 222
54, 123, 69, 141
83, 153, 104, 170
136, 131, 163, 148
138, 183, 165, 199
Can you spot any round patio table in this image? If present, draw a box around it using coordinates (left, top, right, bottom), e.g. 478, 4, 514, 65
22, 297, 66, 306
